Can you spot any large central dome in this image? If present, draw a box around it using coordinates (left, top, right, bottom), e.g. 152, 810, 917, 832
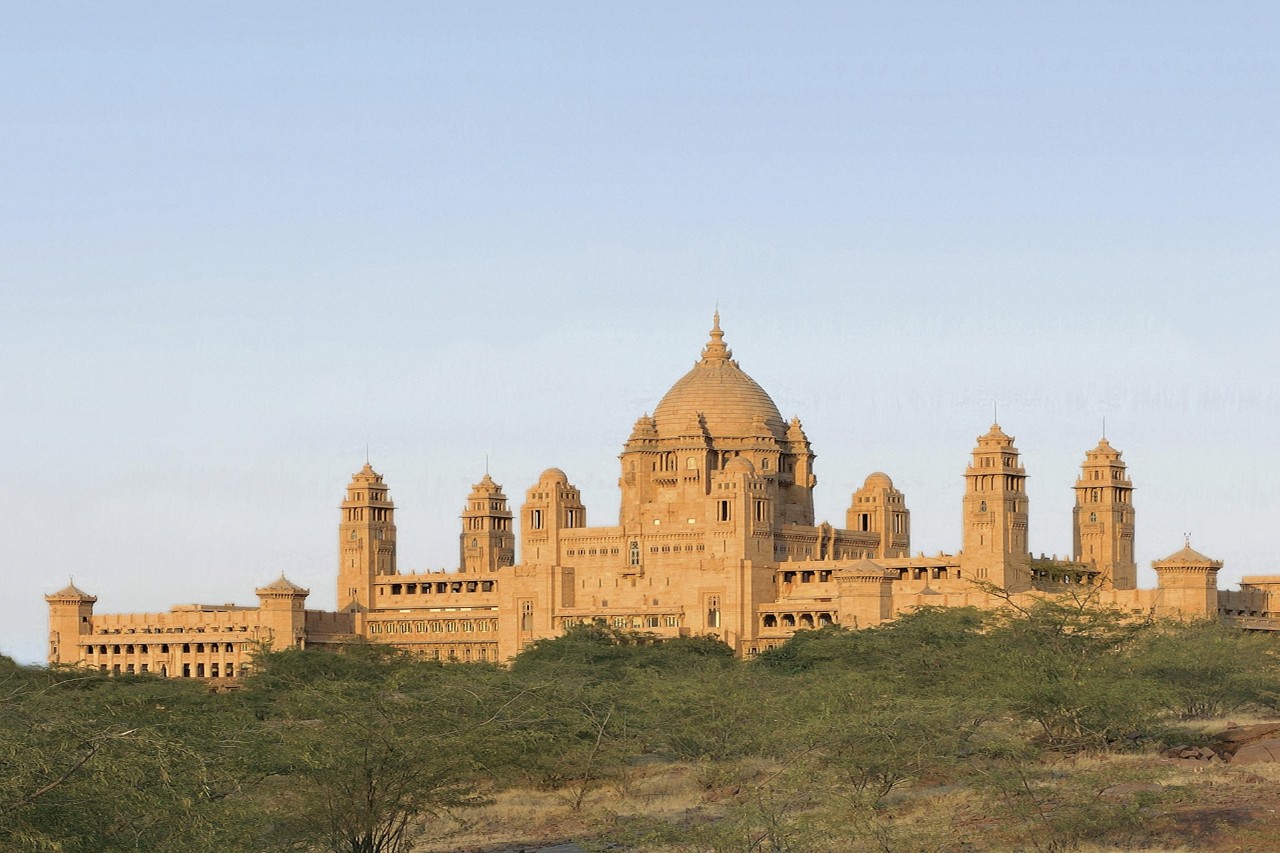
652, 315, 787, 440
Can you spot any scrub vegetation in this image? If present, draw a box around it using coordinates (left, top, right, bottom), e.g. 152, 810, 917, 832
3, 599, 1278, 853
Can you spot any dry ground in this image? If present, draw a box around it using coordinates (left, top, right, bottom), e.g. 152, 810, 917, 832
415, 742, 1280, 852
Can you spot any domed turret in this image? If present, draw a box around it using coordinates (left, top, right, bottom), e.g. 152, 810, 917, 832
847, 472, 910, 558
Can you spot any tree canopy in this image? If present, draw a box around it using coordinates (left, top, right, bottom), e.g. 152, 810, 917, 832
2, 604, 1277, 852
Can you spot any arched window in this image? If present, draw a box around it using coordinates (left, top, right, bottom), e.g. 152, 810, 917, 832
979, 501, 987, 512
628, 541, 640, 566
520, 601, 533, 632
1089, 512, 1097, 522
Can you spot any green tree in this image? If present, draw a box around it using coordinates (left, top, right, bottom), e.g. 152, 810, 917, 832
0, 656, 263, 852
979, 591, 1165, 748
1130, 619, 1280, 718
248, 647, 493, 853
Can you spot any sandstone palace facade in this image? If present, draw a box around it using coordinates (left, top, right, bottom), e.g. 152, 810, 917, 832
47, 317, 1280, 676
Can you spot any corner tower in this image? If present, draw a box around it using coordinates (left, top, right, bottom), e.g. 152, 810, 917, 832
337, 463, 397, 611
256, 575, 310, 651
961, 423, 1029, 588
1072, 437, 1136, 589
1153, 540, 1222, 619
460, 473, 515, 573
45, 581, 96, 666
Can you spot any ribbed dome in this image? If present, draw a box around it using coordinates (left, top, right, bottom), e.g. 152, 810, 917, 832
652, 314, 786, 440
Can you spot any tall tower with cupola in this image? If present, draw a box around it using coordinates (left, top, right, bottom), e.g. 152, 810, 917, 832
1072, 437, 1136, 589
459, 473, 515, 573
961, 423, 1030, 588
337, 463, 397, 611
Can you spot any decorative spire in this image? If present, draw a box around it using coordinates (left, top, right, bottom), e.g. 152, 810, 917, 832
700, 312, 732, 363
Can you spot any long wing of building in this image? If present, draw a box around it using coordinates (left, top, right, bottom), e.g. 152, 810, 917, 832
46, 315, 1280, 675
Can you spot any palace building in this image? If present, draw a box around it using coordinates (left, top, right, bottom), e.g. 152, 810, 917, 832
46, 316, 1280, 676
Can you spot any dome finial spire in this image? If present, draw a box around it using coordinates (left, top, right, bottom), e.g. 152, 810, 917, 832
701, 311, 731, 363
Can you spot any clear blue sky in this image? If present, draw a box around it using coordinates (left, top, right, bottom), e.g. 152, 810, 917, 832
3, 3, 1278, 663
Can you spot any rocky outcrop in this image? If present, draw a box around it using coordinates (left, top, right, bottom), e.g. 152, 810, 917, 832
1161, 721, 1280, 768
1216, 722, 1280, 766
1230, 739, 1280, 766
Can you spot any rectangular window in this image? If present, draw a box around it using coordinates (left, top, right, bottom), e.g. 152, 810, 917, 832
717, 501, 732, 522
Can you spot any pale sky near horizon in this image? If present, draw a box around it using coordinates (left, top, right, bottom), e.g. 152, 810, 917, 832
2, 3, 1278, 664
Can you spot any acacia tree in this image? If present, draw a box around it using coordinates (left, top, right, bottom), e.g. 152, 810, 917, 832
969, 587, 1165, 748
250, 648, 494, 853
0, 656, 263, 852
1131, 618, 1280, 718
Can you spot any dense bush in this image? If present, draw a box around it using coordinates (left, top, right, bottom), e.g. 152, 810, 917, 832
2, 604, 1277, 852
